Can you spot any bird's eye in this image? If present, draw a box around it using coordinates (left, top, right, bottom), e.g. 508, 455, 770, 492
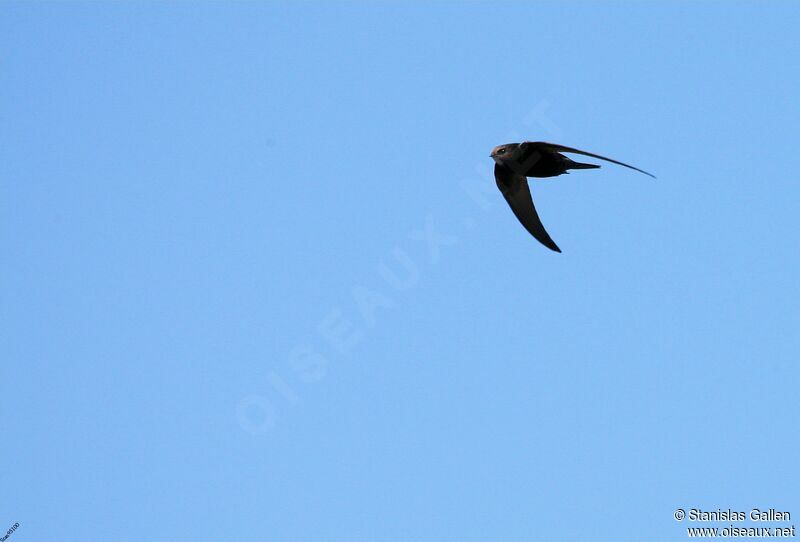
497, 149, 506, 155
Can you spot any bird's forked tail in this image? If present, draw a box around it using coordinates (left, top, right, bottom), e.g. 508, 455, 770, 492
568, 161, 601, 171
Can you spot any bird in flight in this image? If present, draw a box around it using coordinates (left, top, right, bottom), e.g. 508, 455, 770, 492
491, 141, 654, 253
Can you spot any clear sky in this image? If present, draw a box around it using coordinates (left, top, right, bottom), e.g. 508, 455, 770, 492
2, 2, 799, 541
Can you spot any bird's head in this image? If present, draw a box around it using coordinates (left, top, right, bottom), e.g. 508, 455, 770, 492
490, 143, 519, 164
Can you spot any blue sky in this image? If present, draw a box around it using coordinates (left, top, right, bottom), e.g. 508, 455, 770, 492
2, 2, 799, 541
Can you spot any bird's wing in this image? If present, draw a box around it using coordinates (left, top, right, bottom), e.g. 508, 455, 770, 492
494, 163, 561, 253
521, 141, 655, 178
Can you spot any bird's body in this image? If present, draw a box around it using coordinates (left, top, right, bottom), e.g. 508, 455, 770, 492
493, 142, 599, 178
491, 141, 654, 253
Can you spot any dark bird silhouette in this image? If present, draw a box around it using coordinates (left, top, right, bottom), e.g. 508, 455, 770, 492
491, 141, 655, 253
